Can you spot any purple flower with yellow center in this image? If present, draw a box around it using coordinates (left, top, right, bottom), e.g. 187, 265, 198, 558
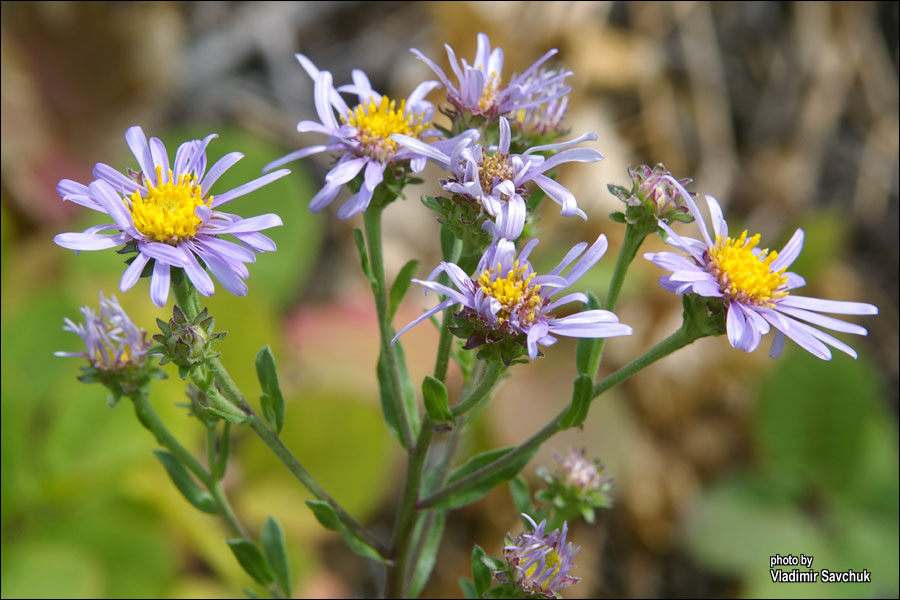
393, 117, 602, 239
393, 236, 632, 360
55, 292, 150, 371
263, 55, 450, 219
511, 67, 571, 137
54, 127, 289, 308
412, 33, 572, 121
644, 183, 878, 359
496, 514, 580, 598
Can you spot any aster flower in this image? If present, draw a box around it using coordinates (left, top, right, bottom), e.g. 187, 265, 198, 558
54, 127, 288, 308
262, 54, 452, 219
412, 33, 572, 121
608, 163, 694, 225
56, 292, 151, 370
511, 66, 570, 137
393, 117, 603, 239
496, 514, 580, 598
393, 236, 632, 361
644, 184, 878, 360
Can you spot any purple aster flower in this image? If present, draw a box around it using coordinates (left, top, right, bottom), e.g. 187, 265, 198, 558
393, 236, 632, 360
412, 33, 572, 121
511, 66, 570, 136
393, 116, 603, 238
54, 126, 288, 308
262, 55, 452, 219
55, 292, 151, 371
496, 514, 580, 598
644, 183, 878, 360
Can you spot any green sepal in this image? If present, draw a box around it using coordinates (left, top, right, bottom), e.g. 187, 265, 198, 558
471, 544, 491, 598
226, 538, 275, 586
352, 228, 375, 286
480, 556, 505, 571
305, 500, 391, 564
376, 343, 419, 449
422, 375, 454, 424
255, 346, 285, 434
432, 445, 539, 510
261, 516, 291, 597
152, 450, 217, 513
389, 259, 419, 320
560, 374, 593, 429
609, 210, 627, 223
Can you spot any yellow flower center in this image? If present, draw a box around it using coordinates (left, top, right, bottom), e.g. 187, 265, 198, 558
479, 152, 516, 195
477, 260, 544, 325
478, 72, 501, 112
128, 165, 211, 244
524, 549, 561, 581
343, 96, 428, 162
707, 230, 788, 306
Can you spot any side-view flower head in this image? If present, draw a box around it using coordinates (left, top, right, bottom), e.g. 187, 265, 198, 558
393, 236, 632, 360
263, 55, 456, 219
496, 514, 581, 598
54, 126, 288, 307
55, 292, 150, 371
644, 182, 878, 360
412, 32, 572, 122
393, 116, 603, 239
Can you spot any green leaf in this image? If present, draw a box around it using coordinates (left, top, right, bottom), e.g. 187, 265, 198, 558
261, 516, 291, 597
389, 260, 419, 320
575, 291, 602, 375
422, 375, 453, 423
560, 374, 593, 429
255, 346, 285, 434
305, 500, 391, 564
353, 228, 375, 285
609, 211, 627, 223
458, 577, 478, 599
408, 512, 447, 599
509, 475, 535, 517
434, 446, 540, 510
206, 407, 248, 425
226, 539, 275, 586
376, 343, 420, 449
471, 545, 491, 598
440, 224, 456, 261
151, 450, 217, 514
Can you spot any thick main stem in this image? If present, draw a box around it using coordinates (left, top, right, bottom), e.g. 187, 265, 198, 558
363, 203, 416, 450
418, 325, 705, 509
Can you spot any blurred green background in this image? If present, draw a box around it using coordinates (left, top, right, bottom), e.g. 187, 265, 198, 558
1, 2, 897, 598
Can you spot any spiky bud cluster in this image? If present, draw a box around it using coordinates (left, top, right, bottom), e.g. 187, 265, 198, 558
609, 163, 694, 227
152, 306, 225, 378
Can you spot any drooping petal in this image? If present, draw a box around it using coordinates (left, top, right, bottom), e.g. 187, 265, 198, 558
149, 260, 171, 308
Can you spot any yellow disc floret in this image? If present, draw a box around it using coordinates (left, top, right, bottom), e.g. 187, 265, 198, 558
478, 72, 501, 112
129, 165, 211, 244
479, 152, 515, 195
343, 96, 428, 162
707, 230, 788, 306
477, 260, 544, 325
524, 548, 561, 582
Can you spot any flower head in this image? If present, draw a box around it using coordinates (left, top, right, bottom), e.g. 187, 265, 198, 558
56, 293, 160, 400
644, 183, 878, 360
393, 236, 632, 361
394, 117, 603, 240
54, 126, 288, 307
496, 514, 580, 598
412, 33, 572, 122
511, 67, 571, 137
536, 448, 614, 524
609, 164, 694, 225
263, 55, 450, 219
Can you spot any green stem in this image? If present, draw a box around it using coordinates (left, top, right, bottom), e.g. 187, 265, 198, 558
386, 419, 435, 598
363, 202, 416, 450
585, 223, 650, 378
418, 324, 706, 509
170, 277, 389, 560
451, 361, 504, 417
433, 306, 454, 383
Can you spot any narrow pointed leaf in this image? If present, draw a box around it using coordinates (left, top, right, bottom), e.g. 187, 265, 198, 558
353, 228, 375, 284
575, 291, 602, 375
471, 545, 491, 597
226, 539, 274, 586
305, 500, 390, 564
255, 346, 285, 434
433, 446, 539, 510
422, 375, 453, 423
408, 512, 447, 599
261, 516, 291, 597
560, 374, 593, 429
152, 450, 217, 513
389, 259, 419, 320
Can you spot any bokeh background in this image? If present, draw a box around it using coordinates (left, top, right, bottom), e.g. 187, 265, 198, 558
2, 2, 898, 598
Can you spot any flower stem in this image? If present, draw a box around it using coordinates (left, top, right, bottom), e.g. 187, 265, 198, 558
418, 323, 706, 509
583, 223, 650, 379
363, 200, 416, 450
170, 276, 389, 559
450, 360, 504, 416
